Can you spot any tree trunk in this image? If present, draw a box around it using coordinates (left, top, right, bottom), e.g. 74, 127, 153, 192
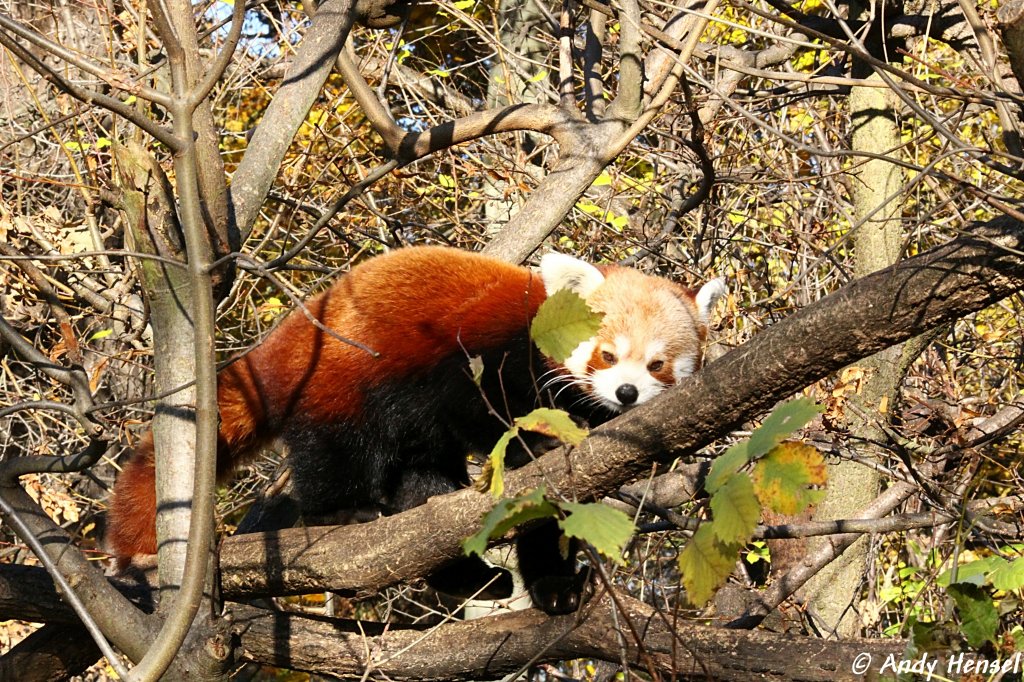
802, 71, 909, 637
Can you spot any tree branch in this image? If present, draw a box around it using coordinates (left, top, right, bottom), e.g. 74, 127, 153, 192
0, 565, 908, 680
229, 0, 358, 242
229, 591, 906, 680
728, 482, 917, 628
0, 623, 101, 682
605, 0, 643, 121
0, 483, 155, 662
0, 11, 171, 106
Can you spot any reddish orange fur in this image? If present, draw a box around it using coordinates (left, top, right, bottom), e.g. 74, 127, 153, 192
107, 433, 157, 562
107, 247, 545, 562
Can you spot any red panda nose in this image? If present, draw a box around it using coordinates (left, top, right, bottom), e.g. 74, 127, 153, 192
615, 384, 639, 405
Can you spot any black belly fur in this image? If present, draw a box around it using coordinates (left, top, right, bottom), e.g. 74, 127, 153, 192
281, 333, 604, 614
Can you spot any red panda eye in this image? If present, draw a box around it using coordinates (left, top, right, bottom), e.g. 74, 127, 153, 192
601, 351, 617, 365
648, 360, 665, 372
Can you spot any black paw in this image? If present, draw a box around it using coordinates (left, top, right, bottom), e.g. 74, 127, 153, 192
528, 574, 586, 615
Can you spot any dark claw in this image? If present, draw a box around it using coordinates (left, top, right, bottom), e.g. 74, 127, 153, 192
528, 575, 586, 615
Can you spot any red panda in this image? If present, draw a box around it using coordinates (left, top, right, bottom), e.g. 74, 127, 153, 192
107, 246, 725, 613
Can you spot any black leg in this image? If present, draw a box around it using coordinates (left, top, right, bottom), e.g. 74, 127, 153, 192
516, 519, 584, 615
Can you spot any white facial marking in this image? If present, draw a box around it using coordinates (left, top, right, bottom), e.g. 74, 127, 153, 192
643, 340, 666, 363
673, 356, 696, 381
564, 339, 596, 378
614, 335, 631, 359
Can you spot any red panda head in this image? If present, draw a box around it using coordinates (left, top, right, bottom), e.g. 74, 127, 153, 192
539, 253, 726, 413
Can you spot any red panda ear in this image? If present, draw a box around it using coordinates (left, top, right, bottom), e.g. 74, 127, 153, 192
694, 278, 727, 323
539, 252, 605, 298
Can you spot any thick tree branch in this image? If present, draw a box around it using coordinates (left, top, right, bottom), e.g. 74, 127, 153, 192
0, 564, 155, 624
229, 591, 906, 680
229, 0, 357, 241
337, 43, 405, 151
558, 0, 576, 108
605, 0, 643, 121
0, 566, 907, 680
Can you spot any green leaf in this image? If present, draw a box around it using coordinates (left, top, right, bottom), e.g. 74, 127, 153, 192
709, 473, 761, 545
747, 398, 822, 460
752, 441, 826, 515
559, 502, 635, 564
1012, 625, 1024, 650
463, 487, 558, 557
515, 408, 588, 446
938, 557, 1002, 587
988, 557, 1024, 592
947, 583, 999, 648
744, 541, 770, 565
88, 328, 113, 341
705, 441, 750, 494
438, 173, 456, 188
705, 399, 821, 497
678, 525, 739, 606
530, 288, 603, 363
453, 0, 474, 8
527, 69, 549, 83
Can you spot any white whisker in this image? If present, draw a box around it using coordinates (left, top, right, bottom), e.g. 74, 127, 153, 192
553, 379, 589, 402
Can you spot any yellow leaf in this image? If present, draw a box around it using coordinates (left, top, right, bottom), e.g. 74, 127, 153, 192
752, 441, 827, 515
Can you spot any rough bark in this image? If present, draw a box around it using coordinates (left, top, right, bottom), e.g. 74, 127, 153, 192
803, 71, 909, 637
230, 593, 907, 681
0, 564, 154, 624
